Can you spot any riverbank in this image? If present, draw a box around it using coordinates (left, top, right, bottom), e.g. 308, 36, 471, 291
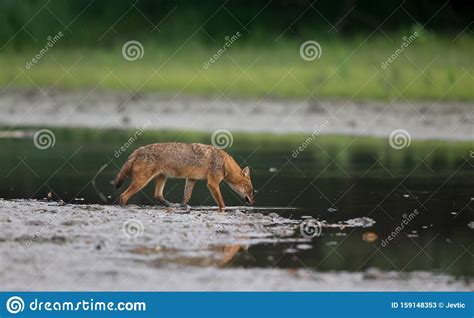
0, 90, 472, 141
0, 199, 472, 291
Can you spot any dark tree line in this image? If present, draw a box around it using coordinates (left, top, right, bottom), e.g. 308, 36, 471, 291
1, 0, 472, 48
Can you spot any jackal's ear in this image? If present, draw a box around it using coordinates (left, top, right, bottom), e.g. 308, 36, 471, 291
242, 166, 250, 177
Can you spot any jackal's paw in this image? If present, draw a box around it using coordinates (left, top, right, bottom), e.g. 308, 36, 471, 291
180, 203, 191, 211
159, 199, 178, 208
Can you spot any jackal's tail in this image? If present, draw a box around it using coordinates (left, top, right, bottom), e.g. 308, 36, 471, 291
114, 154, 135, 189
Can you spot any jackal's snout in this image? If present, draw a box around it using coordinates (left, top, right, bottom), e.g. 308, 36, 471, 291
241, 166, 254, 205
245, 194, 255, 205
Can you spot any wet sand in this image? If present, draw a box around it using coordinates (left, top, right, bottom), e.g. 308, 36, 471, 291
0, 89, 472, 140
0, 199, 471, 291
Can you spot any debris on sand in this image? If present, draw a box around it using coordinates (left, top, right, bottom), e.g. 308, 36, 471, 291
0, 199, 470, 291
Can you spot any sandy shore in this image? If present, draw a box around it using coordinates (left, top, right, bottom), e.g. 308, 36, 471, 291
0, 89, 472, 140
0, 199, 471, 291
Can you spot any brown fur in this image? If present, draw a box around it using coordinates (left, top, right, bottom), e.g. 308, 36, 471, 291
115, 142, 254, 211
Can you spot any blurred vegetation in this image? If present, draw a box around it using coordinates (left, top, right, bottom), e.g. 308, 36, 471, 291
1, 0, 472, 46
0, 0, 472, 100
2, 127, 472, 182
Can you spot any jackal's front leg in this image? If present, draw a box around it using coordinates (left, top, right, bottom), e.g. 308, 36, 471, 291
207, 180, 225, 212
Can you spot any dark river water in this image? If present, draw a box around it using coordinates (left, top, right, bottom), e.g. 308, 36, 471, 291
0, 128, 472, 277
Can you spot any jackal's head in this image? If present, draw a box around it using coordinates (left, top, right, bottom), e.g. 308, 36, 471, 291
226, 166, 255, 205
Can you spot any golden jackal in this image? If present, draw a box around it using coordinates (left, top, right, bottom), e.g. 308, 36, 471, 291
114, 143, 254, 211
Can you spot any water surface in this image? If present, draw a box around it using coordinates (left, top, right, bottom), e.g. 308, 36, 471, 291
0, 128, 472, 277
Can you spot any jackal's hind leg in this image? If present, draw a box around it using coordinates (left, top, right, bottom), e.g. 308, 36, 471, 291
120, 173, 153, 205
153, 174, 175, 206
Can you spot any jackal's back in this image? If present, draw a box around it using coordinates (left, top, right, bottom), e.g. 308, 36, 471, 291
133, 142, 225, 179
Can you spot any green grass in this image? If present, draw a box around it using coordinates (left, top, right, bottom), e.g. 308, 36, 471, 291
1, 33, 472, 101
